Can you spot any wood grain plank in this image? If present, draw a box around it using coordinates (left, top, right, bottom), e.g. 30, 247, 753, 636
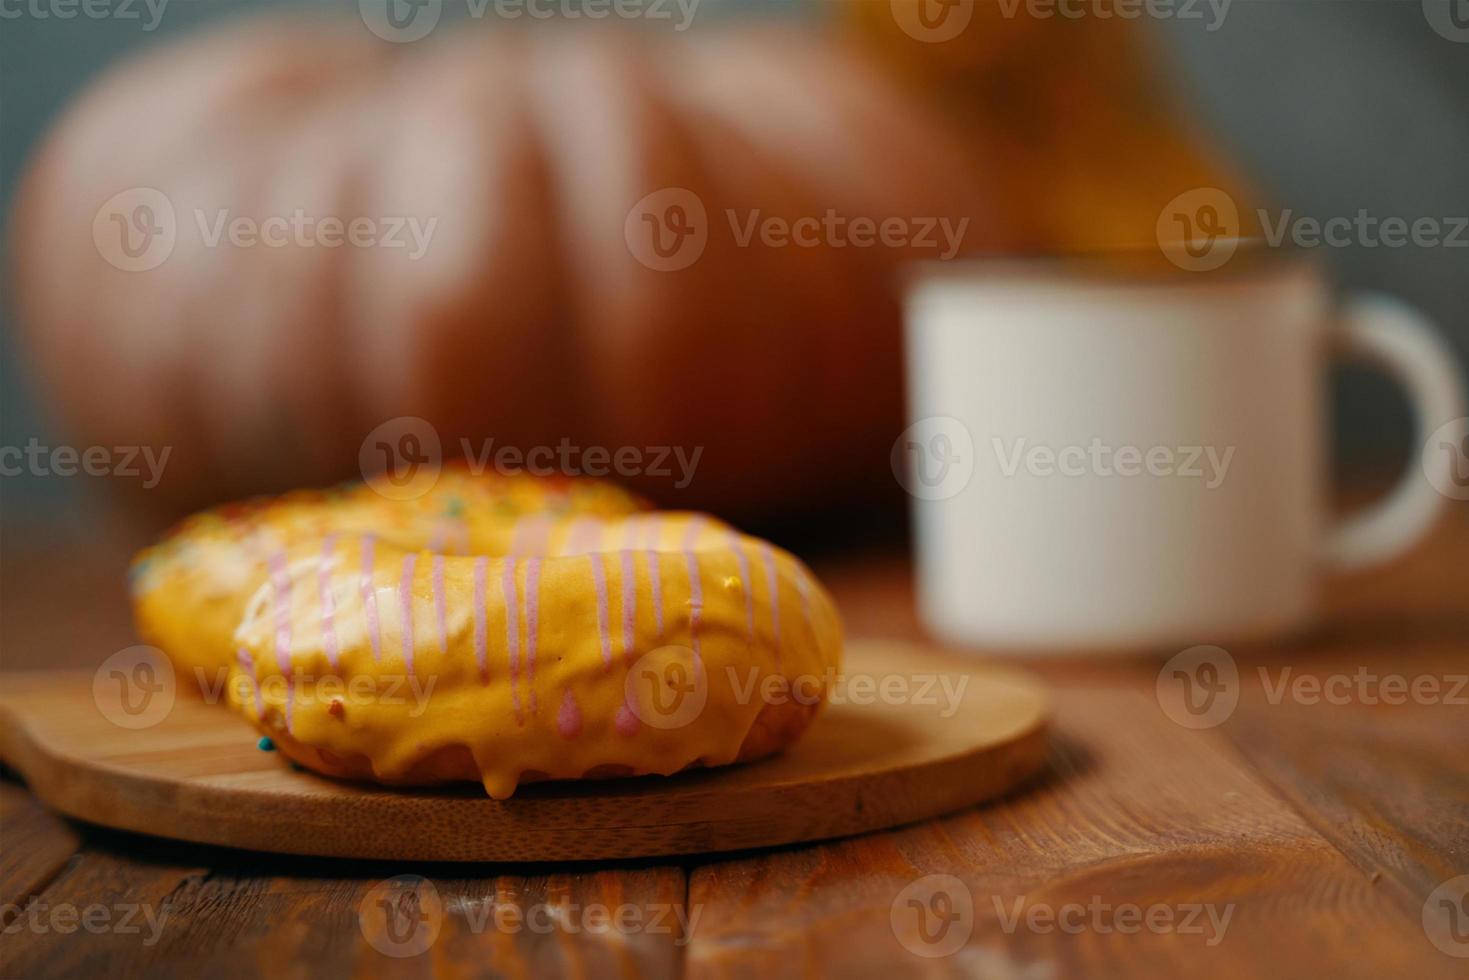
0, 828, 688, 980
0, 777, 83, 914
0, 647, 1048, 863
1225, 655, 1469, 919
684, 685, 1460, 980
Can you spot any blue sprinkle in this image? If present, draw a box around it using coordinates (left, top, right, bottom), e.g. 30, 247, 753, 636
257, 737, 276, 752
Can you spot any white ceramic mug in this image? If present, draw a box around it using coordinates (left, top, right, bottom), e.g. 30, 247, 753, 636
901, 254, 1466, 654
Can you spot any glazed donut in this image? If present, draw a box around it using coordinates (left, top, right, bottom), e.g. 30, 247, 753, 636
130, 463, 646, 686
131, 473, 843, 798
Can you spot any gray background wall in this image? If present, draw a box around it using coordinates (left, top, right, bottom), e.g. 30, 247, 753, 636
3, 0, 1467, 512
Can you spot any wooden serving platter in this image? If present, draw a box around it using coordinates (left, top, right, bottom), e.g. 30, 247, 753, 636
0, 641, 1048, 862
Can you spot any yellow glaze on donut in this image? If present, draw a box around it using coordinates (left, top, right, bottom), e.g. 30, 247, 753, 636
130, 472, 843, 798
130, 465, 646, 686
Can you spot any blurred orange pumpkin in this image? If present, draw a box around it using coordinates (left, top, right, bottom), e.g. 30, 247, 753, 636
11, 10, 1246, 519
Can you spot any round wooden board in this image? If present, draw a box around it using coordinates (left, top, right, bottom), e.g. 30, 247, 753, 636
0, 641, 1049, 862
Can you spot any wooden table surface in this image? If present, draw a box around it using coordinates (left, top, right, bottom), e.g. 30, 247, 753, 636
1, 505, 1466, 979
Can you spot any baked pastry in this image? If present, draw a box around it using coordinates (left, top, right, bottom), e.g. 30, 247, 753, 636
130, 463, 646, 686
131, 472, 843, 797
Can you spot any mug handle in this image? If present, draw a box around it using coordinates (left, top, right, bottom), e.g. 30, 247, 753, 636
1324, 294, 1467, 572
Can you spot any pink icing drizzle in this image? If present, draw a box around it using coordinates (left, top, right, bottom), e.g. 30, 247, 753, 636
319, 535, 339, 669
571, 518, 605, 554
502, 559, 522, 722
682, 519, 704, 658
557, 689, 584, 739
648, 554, 665, 635
267, 549, 293, 673
761, 542, 782, 658
473, 557, 489, 682
590, 552, 612, 668
510, 514, 550, 557
399, 554, 417, 678
615, 702, 640, 737
236, 647, 264, 715
729, 531, 755, 641
619, 549, 637, 661
360, 536, 382, 662
432, 554, 448, 655
525, 557, 542, 714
